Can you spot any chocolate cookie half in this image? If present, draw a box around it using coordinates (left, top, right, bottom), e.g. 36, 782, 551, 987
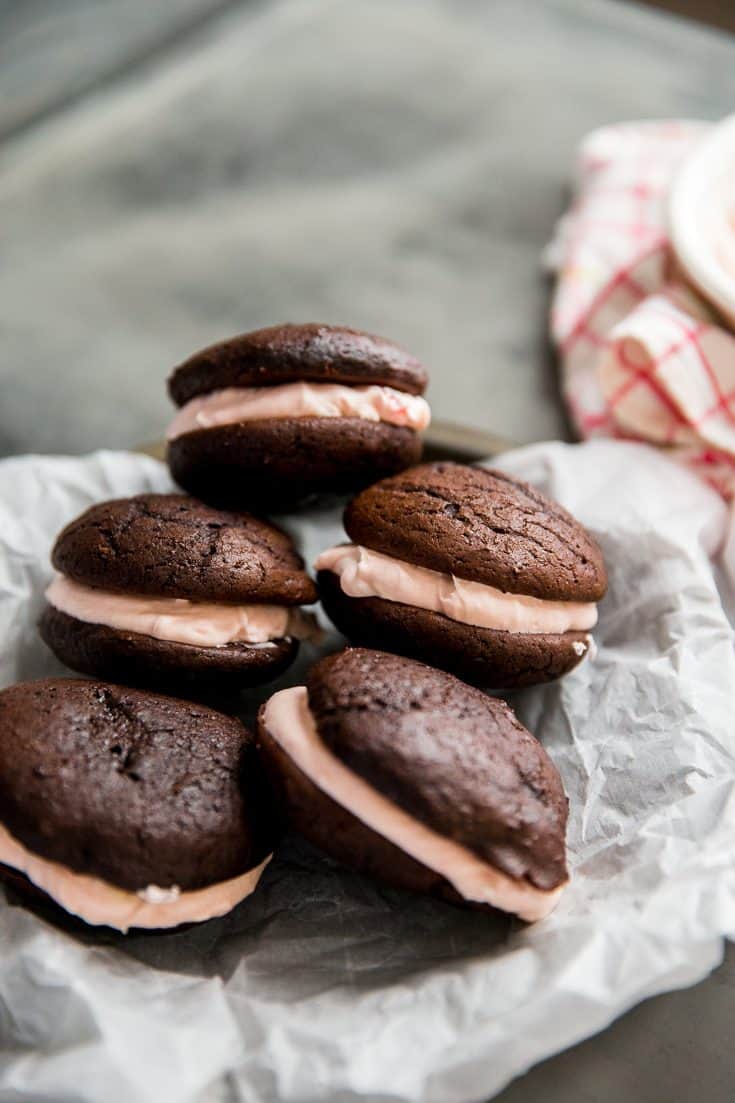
0, 679, 274, 931
166, 323, 430, 508
257, 649, 569, 921
40, 494, 318, 697
316, 462, 607, 688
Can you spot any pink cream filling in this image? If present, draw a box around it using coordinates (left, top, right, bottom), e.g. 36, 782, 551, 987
0, 820, 271, 931
264, 687, 566, 922
46, 575, 317, 648
166, 382, 431, 440
315, 545, 597, 636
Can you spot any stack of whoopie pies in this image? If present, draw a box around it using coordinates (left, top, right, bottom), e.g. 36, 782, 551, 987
0, 322, 606, 933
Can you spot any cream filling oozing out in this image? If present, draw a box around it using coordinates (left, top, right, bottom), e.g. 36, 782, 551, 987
46, 575, 318, 648
167, 382, 431, 440
263, 686, 567, 922
0, 820, 271, 932
315, 545, 597, 636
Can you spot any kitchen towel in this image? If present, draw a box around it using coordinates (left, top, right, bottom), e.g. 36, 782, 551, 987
548, 120, 735, 500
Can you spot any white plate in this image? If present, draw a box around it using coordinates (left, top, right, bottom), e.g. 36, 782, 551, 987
670, 112, 735, 326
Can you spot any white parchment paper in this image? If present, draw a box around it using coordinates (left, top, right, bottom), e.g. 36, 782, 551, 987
0, 439, 734, 1103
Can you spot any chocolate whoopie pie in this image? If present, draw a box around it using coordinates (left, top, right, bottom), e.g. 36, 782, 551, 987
258, 649, 569, 921
0, 679, 274, 931
316, 462, 607, 688
40, 494, 318, 697
166, 323, 430, 508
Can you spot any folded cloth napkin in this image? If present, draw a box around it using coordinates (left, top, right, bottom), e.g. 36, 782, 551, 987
549, 120, 735, 500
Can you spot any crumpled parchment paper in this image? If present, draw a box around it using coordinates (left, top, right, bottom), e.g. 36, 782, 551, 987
0, 439, 734, 1103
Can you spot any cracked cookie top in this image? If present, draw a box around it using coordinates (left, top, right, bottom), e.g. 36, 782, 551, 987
305, 648, 569, 890
51, 493, 317, 605
168, 322, 428, 407
343, 462, 607, 602
0, 679, 273, 890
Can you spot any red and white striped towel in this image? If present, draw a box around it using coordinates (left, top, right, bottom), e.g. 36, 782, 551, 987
549, 121, 735, 499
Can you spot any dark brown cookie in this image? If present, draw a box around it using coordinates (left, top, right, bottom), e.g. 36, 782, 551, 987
42, 494, 316, 697
318, 570, 590, 688
167, 419, 422, 510
257, 649, 569, 915
343, 462, 606, 601
166, 323, 429, 509
168, 323, 428, 406
0, 679, 274, 893
52, 493, 316, 603
317, 462, 605, 688
39, 607, 298, 698
305, 650, 567, 888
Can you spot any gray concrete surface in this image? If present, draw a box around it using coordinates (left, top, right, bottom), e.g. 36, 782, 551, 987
3, 0, 735, 457
1, 1, 734, 1100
